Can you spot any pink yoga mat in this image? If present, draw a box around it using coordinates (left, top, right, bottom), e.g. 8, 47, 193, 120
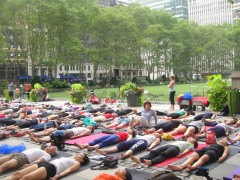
154, 143, 208, 168
65, 133, 107, 145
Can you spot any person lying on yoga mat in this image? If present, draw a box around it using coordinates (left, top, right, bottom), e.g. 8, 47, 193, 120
192, 111, 216, 121
96, 133, 161, 159
4, 153, 90, 180
191, 122, 231, 139
75, 128, 136, 150
130, 137, 198, 166
128, 101, 158, 128
161, 109, 190, 120
143, 120, 182, 134
168, 120, 205, 139
93, 168, 132, 180
221, 117, 240, 127
92, 113, 117, 122
233, 174, 240, 180
101, 116, 131, 130
168, 139, 229, 172
28, 126, 94, 143
0, 146, 58, 174
227, 131, 240, 144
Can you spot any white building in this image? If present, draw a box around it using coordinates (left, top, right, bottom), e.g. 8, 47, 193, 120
188, 0, 234, 25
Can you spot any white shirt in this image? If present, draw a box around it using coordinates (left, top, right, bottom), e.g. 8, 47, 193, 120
22, 148, 51, 163
51, 158, 77, 175
138, 135, 156, 146
71, 127, 90, 136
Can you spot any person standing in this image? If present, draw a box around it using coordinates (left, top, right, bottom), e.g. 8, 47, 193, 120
168, 74, 176, 110
25, 82, 31, 99
7, 80, 14, 102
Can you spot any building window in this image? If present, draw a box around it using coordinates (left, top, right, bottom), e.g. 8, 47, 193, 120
83, 65, 86, 71
88, 65, 90, 71
87, 73, 91, 78
59, 66, 62, 71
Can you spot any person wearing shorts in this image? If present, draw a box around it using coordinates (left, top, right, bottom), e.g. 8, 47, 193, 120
169, 120, 205, 138
130, 137, 198, 166
102, 116, 131, 130
75, 128, 136, 150
5, 153, 90, 180
96, 133, 161, 159
143, 120, 182, 134
0, 147, 57, 174
168, 140, 229, 172
193, 122, 231, 139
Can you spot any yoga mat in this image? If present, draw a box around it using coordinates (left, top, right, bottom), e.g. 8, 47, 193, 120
126, 168, 151, 180
223, 166, 240, 180
154, 143, 208, 168
174, 146, 240, 171
65, 133, 106, 145
53, 151, 72, 159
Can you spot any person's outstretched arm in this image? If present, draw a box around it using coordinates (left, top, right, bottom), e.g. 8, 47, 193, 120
218, 146, 230, 163
51, 162, 80, 180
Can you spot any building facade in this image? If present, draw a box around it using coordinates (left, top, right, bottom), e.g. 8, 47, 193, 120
136, 0, 188, 19
188, 0, 234, 25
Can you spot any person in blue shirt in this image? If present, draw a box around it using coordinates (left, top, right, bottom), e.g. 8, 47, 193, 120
7, 80, 14, 102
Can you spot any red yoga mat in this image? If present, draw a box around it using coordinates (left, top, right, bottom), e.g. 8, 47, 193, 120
154, 143, 208, 168
65, 133, 107, 145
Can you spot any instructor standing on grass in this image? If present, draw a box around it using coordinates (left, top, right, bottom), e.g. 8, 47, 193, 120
168, 74, 176, 110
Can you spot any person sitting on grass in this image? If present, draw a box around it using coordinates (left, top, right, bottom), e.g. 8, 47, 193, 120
161, 109, 190, 120
168, 139, 229, 172
4, 153, 89, 180
143, 120, 182, 135
96, 133, 161, 159
191, 122, 231, 139
130, 137, 198, 166
0, 146, 58, 174
74, 128, 136, 150
93, 168, 132, 180
28, 126, 94, 143
168, 120, 205, 139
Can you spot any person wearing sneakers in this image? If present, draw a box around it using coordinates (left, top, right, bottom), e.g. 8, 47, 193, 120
130, 137, 198, 166
96, 133, 161, 159
168, 139, 229, 172
75, 128, 136, 150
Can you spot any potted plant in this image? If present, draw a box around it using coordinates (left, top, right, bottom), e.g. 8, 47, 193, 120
70, 83, 87, 104
120, 82, 144, 106
30, 83, 48, 102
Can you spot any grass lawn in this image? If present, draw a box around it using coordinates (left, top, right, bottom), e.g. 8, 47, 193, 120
49, 82, 210, 102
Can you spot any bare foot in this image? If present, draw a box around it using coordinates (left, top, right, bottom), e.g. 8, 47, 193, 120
74, 143, 88, 149
130, 155, 141, 164
96, 149, 106, 155
186, 165, 194, 172
88, 145, 98, 151
226, 136, 234, 144
143, 159, 152, 166
120, 153, 127, 159
168, 164, 183, 171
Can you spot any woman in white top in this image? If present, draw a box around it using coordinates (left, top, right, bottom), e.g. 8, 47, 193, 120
96, 133, 161, 159
0, 147, 57, 174
168, 74, 176, 110
5, 153, 90, 180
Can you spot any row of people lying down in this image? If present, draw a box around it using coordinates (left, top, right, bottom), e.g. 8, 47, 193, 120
0, 139, 231, 179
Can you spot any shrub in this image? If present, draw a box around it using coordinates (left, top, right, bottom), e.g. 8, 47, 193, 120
207, 74, 228, 111
70, 83, 87, 104
30, 83, 48, 102
120, 82, 144, 98
110, 77, 118, 85
3, 89, 10, 101
52, 80, 69, 89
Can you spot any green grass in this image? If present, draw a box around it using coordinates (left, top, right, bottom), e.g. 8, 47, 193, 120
49, 83, 210, 102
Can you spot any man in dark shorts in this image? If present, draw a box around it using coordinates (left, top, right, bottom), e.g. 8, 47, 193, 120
168, 139, 229, 172
143, 120, 182, 134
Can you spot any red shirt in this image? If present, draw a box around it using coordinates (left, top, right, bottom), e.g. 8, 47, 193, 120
116, 132, 128, 142
0, 114, 6, 118
103, 113, 115, 119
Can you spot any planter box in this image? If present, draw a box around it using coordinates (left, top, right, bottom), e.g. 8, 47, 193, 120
127, 95, 140, 107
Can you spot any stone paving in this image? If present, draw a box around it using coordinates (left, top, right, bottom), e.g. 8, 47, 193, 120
0, 99, 238, 180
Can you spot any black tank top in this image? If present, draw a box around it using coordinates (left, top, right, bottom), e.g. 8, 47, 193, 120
208, 144, 224, 156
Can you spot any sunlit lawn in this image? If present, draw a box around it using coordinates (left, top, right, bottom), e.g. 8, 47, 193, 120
49, 82, 213, 102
